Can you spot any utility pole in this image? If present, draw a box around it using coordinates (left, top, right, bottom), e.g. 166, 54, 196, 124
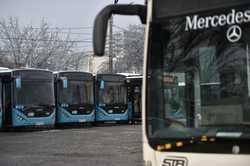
108, 16, 113, 73
108, 0, 119, 73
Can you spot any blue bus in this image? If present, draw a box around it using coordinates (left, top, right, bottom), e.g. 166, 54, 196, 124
54, 71, 95, 124
94, 0, 250, 164
0, 67, 8, 128
0, 69, 55, 128
126, 75, 142, 123
95, 74, 128, 122
0, 79, 2, 128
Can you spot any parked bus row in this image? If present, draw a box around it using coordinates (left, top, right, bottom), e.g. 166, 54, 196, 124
0, 68, 142, 128
93, 0, 250, 165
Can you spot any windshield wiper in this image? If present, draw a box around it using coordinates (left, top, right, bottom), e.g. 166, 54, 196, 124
38, 104, 55, 108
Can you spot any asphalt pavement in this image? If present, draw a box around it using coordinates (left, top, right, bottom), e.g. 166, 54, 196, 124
0, 124, 142, 166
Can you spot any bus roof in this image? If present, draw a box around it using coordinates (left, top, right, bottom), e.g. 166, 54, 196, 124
96, 73, 126, 82
126, 76, 143, 85
126, 75, 143, 79
0, 67, 9, 70
118, 73, 142, 77
0, 68, 53, 79
54, 71, 93, 81
154, 0, 250, 19
0, 68, 51, 73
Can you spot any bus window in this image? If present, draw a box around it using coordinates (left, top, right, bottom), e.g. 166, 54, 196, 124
99, 82, 127, 105
147, 20, 250, 140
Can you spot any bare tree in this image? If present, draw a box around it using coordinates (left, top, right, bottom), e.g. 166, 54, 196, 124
97, 24, 145, 74
0, 17, 87, 71
113, 25, 144, 73
97, 60, 110, 74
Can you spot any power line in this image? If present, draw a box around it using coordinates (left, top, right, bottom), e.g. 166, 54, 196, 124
0, 49, 94, 54
47, 32, 92, 35
30, 26, 93, 30
113, 24, 128, 31
0, 37, 92, 43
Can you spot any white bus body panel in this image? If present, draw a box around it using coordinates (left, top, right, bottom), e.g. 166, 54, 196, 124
142, 0, 153, 164
142, 0, 250, 166
143, 143, 250, 166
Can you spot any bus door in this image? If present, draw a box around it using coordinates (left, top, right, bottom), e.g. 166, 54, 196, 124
0, 80, 2, 128
2, 77, 12, 127
132, 85, 142, 121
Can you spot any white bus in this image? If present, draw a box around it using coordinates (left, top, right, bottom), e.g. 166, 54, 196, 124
93, 0, 250, 165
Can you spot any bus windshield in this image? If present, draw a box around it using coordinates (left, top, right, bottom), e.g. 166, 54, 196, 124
14, 80, 54, 106
147, 5, 250, 141
0, 81, 2, 107
99, 82, 127, 105
59, 80, 93, 105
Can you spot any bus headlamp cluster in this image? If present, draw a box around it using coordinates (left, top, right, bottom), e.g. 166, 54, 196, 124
176, 141, 184, 147
61, 103, 69, 108
156, 136, 217, 151
201, 135, 208, 142
156, 145, 165, 151
27, 112, 35, 117
165, 144, 172, 150
16, 115, 25, 121
200, 135, 215, 142
156, 141, 184, 151
15, 105, 24, 109
108, 110, 114, 113
72, 110, 78, 114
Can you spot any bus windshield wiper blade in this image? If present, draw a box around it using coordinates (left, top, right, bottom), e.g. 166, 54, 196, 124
38, 104, 55, 108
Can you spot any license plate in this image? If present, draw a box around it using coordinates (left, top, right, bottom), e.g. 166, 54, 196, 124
36, 122, 44, 126
72, 110, 78, 114
79, 119, 86, 123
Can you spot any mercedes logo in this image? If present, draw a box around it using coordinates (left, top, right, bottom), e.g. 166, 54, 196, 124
226, 25, 242, 43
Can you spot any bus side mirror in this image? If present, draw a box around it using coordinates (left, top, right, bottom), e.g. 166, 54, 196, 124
15, 77, 21, 89
60, 77, 68, 89
100, 80, 105, 89
93, 4, 146, 56
63, 79, 68, 89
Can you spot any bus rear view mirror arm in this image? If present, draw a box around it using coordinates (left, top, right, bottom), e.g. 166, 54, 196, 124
93, 4, 146, 56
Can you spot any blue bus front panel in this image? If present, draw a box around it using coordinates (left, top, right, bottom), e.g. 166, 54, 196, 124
95, 106, 128, 121
57, 106, 95, 123
12, 108, 55, 127
0, 109, 2, 128
128, 101, 133, 121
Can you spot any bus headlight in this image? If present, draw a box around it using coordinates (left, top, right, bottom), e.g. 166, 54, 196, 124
16, 115, 25, 121
15, 105, 24, 109
108, 110, 113, 113
27, 112, 35, 117
72, 110, 78, 114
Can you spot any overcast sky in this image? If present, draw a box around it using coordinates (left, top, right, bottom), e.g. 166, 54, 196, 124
0, 0, 144, 51
0, 0, 144, 28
